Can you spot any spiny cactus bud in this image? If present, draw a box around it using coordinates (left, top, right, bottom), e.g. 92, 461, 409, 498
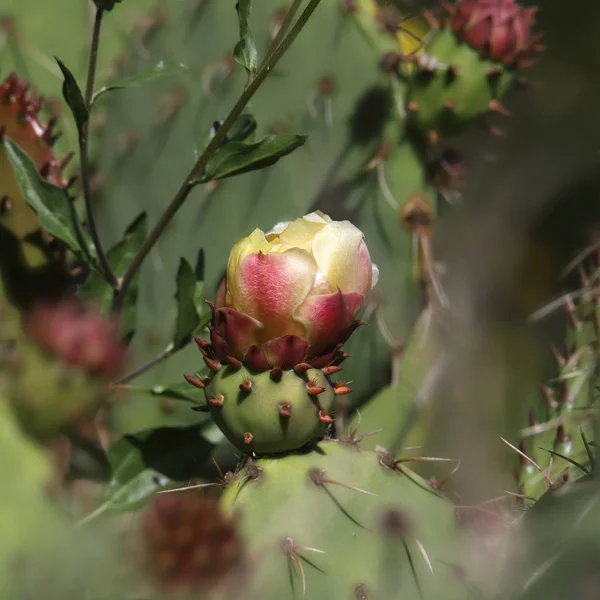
25, 299, 127, 380
141, 492, 243, 594
450, 0, 541, 68
211, 211, 378, 371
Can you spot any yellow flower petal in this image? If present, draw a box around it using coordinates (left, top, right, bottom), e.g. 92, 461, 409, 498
276, 217, 328, 252
303, 210, 332, 224
311, 221, 373, 296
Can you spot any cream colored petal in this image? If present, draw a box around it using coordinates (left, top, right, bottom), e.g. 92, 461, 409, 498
311, 221, 373, 296
266, 220, 291, 239
371, 263, 380, 289
276, 218, 328, 251
303, 210, 332, 224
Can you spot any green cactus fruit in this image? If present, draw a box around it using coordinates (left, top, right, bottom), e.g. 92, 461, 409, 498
203, 365, 335, 455
6, 338, 107, 439
352, 0, 541, 140
403, 27, 517, 138
221, 439, 466, 600
400, 0, 543, 140
3, 299, 126, 439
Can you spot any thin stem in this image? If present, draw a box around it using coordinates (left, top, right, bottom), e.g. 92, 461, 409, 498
113, 0, 323, 312
85, 9, 103, 107
111, 343, 175, 386
264, 0, 303, 62
80, 7, 118, 287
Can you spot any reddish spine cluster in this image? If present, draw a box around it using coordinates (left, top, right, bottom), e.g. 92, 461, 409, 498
25, 300, 127, 380
0, 72, 73, 189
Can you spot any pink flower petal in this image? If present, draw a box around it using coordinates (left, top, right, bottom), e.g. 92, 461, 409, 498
215, 278, 227, 309
262, 335, 309, 369
243, 346, 271, 372
297, 290, 364, 355
214, 307, 263, 360
309, 343, 343, 369
208, 325, 231, 363
231, 249, 316, 343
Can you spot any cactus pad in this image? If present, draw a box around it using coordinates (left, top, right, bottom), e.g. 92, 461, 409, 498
221, 439, 465, 600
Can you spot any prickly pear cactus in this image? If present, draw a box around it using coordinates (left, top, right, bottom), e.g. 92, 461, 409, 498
517, 261, 598, 500
89, 0, 543, 438
221, 439, 466, 600
187, 211, 371, 455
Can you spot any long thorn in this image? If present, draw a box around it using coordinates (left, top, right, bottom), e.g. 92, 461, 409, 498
323, 478, 377, 497
413, 537, 434, 574
499, 436, 553, 486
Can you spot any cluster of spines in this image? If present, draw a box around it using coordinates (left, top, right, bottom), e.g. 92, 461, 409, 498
516, 262, 598, 500
0, 72, 75, 192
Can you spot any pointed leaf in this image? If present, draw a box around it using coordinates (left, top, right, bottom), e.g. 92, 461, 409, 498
173, 250, 211, 350
92, 61, 189, 104
3, 138, 95, 263
124, 380, 206, 405
55, 58, 88, 132
202, 134, 307, 182
100, 424, 220, 513
234, 0, 258, 74
174, 258, 198, 349
79, 213, 147, 340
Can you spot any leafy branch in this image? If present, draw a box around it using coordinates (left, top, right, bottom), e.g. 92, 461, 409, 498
112, 0, 323, 312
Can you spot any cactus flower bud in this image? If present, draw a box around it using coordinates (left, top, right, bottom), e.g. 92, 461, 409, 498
208, 211, 377, 371
451, 0, 541, 68
25, 299, 127, 380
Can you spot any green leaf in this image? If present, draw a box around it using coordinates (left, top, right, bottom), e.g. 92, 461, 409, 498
55, 58, 88, 132
92, 61, 189, 104
174, 258, 199, 349
99, 424, 219, 514
227, 113, 257, 143
173, 249, 211, 350
79, 212, 147, 340
234, 0, 258, 74
3, 138, 94, 263
125, 380, 207, 405
203, 134, 307, 182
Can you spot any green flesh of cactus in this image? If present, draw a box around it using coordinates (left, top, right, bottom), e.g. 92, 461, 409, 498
205, 366, 335, 455
221, 439, 466, 600
403, 29, 516, 137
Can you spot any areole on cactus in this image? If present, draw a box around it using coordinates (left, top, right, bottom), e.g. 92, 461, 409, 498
188, 211, 377, 454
